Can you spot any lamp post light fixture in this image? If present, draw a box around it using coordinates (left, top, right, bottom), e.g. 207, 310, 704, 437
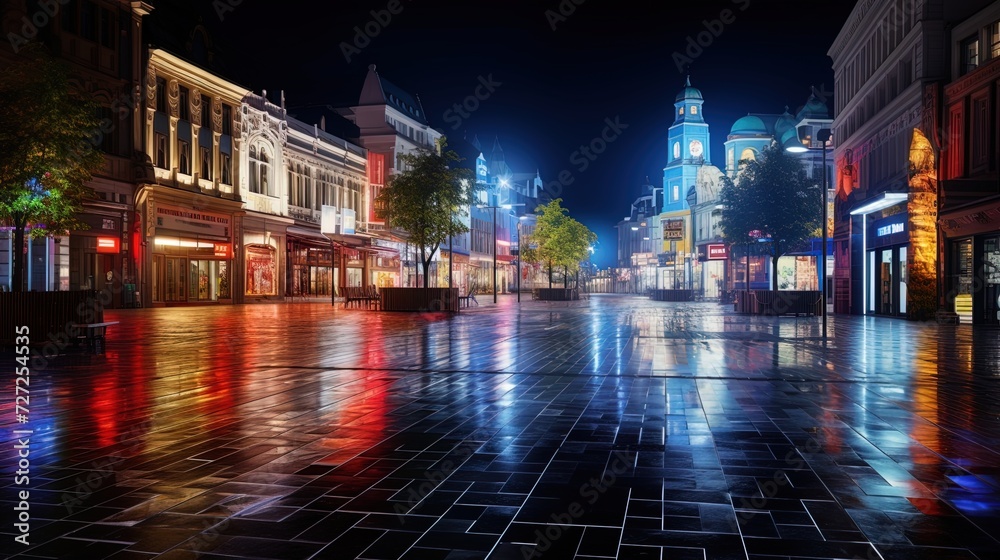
785, 126, 832, 343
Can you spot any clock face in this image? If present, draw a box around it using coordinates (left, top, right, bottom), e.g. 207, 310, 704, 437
689, 140, 703, 157
673, 142, 680, 159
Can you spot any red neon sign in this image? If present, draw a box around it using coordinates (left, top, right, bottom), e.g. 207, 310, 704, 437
213, 243, 232, 258
96, 237, 119, 254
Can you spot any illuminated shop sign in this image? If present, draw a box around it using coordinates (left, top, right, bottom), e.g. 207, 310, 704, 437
870, 214, 908, 248
877, 222, 904, 236
96, 237, 119, 254
663, 219, 684, 239
213, 243, 232, 258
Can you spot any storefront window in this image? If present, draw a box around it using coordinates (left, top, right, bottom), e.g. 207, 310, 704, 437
188, 259, 224, 301
246, 245, 277, 296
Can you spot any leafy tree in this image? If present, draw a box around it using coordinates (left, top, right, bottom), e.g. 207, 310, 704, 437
522, 198, 597, 288
718, 142, 817, 289
376, 140, 475, 287
0, 43, 104, 292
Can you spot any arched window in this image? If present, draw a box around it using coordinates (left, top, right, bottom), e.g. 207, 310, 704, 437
249, 143, 273, 196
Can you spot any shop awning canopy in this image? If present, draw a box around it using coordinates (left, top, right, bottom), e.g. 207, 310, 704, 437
849, 193, 908, 216
287, 226, 331, 244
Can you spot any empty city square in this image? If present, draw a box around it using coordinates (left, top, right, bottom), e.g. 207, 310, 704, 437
3, 297, 999, 559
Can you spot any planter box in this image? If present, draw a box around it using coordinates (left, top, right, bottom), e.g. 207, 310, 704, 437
379, 288, 460, 312
649, 289, 695, 302
535, 288, 579, 301
734, 290, 822, 316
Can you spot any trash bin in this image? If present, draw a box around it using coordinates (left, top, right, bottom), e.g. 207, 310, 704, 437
124, 283, 136, 308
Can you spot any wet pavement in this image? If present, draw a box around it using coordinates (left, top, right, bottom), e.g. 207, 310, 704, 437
2, 294, 999, 559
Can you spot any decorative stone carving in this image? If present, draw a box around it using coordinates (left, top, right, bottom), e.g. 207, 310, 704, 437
191, 88, 202, 125
145, 65, 157, 103
167, 79, 179, 117
232, 104, 242, 136
213, 96, 223, 131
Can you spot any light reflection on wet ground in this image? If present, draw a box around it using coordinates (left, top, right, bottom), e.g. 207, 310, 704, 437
1, 295, 998, 559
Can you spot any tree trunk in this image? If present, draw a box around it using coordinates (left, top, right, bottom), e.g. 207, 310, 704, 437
744, 242, 751, 291
563, 267, 568, 288
547, 260, 553, 289
12, 223, 25, 292
771, 243, 781, 291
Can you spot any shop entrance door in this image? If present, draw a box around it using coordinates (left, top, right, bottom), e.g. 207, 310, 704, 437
164, 257, 187, 302
880, 249, 894, 315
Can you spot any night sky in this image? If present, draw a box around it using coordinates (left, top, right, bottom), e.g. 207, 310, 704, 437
177, 0, 858, 268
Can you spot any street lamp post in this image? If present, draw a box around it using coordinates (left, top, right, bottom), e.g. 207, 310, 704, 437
515, 217, 527, 302
786, 127, 832, 343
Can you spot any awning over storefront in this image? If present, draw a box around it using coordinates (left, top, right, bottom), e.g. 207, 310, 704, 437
849, 192, 908, 216
287, 226, 330, 244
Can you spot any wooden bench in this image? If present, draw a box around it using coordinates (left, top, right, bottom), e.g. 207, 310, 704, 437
70, 321, 119, 354
341, 286, 380, 309
459, 290, 478, 308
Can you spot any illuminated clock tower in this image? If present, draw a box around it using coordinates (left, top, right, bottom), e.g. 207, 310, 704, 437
662, 76, 710, 213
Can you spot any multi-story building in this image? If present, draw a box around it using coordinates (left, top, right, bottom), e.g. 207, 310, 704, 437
0, 0, 149, 301
241, 92, 375, 301
828, 0, 945, 319
616, 179, 660, 293
938, 2, 1000, 324
686, 166, 727, 297
334, 64, 443, 288
134, 46, 248, 305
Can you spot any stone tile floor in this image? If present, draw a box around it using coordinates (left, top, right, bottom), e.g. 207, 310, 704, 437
1, 295, 999, 559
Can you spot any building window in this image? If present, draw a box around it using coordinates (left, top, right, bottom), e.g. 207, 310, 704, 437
989, 20, 1000, 60
304, 167, 314, 209
222, 104, 232, 135
61, 0, 77, 33
691, 106, 698, 115
154, 133, 168, 169
200, 146, 212, 180
679, 107, 684, 116
220, 153, 232, 185
155, 77, 167, 113
961, 35, 980, 74
249, 144, 272, 196
99, 6, 115, 49
201, 95, 211, 128
178, 140, 191, 175
179, 86, 189, 121
80, 0, 96, 41
672, 185, 679, 201
96, 106, 114, 154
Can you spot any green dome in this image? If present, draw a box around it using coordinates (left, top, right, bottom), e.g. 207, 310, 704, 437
675, 76, 703, 102
774, 108, 798, 138
730, 115, 768, 136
